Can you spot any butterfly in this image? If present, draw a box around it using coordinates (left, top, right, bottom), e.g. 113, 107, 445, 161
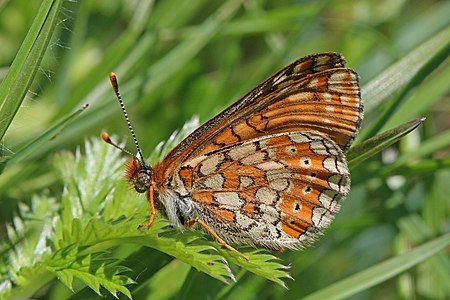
103, 52, 363, 260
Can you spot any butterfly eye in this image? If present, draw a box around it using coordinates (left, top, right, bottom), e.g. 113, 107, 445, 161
133, 170, 151, 193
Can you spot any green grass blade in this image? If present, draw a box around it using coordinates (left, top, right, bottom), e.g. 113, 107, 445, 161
1, 104, 88, 171
0, 0, 63, 140
348, 117, 426, 166
362, 29, 450, 139
381, 57, 450, 130
361, 25, 450, 117
302, 233, 450, 300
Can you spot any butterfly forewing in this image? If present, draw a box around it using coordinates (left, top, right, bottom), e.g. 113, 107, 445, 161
199, 68, 361, 157
158, 52, 353, 175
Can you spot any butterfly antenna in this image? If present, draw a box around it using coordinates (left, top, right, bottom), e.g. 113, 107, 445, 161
108, 72, 145, 162
101, 132, 136, 157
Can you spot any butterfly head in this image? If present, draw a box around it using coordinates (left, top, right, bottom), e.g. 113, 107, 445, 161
125, 156, 152, 193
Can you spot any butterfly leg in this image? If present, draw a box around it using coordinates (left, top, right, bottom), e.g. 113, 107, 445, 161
186, 217, 249, 261
138, 185, 156, 229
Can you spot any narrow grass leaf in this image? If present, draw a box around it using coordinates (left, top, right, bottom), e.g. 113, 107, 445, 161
302, 232, 450, 300
0, 0, 63, 140
1, 104, 88, 171
362, 25, 450, 116
348, 117, 426, 166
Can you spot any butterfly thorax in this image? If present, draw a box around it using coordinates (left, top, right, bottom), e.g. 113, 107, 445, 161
158, 188, 198, 227
155, 163, 198, 227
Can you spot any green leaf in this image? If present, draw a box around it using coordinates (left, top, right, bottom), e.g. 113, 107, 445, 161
48, 253, 134, 299
348, 117, 426, 166
125, 230, 236, 284
220, 249, 292, 288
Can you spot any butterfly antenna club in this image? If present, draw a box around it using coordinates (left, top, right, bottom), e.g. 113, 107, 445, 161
101, 132, 136, 158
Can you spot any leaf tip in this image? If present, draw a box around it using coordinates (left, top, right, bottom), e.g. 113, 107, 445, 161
409, 116, 426, 129
417, 116, 426, 123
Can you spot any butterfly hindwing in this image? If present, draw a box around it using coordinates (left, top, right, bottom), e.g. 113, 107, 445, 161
169, 131, 349, 249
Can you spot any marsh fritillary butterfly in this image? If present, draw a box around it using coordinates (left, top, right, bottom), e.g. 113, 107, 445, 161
103, 52, 363, 260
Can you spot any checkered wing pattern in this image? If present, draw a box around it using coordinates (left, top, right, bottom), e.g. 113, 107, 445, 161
172, 132, 349, 249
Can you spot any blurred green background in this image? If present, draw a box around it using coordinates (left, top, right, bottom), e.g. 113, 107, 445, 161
0, 0, 449, 299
